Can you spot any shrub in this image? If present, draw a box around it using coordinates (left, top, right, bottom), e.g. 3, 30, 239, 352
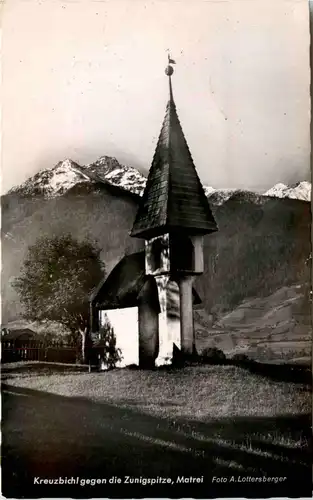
231, 353, 251, 363
201, 347, 226, 364
90, 323, 123, 370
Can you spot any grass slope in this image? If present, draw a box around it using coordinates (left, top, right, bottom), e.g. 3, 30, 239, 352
2, 363, 310, 421
2, 382, 311, 498
2, 362, 310, 497
195, 285, 311, 363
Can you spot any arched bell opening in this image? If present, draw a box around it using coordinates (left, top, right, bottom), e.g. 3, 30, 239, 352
145, 234, 170, 275
150, 238, 163, 271
170, 233, 195, 273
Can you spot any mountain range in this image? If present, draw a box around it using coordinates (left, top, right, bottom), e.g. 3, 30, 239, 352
2, 156, 311, 363
8, 156, 311, 203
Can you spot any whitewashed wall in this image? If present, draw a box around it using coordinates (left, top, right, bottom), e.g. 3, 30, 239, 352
99, 308, 139, 367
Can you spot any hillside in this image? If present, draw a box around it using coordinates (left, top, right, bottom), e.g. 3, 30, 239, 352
2, 157, 311, 362
1, 182, 143, 321
195, 285, 311, 364
197, 193, 310, 314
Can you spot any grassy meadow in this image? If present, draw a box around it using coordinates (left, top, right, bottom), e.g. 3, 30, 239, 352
2, 361, 310, 451
2, 360, 311, 499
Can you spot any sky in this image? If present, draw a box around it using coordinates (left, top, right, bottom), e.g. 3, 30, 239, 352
2, 0, 311, 194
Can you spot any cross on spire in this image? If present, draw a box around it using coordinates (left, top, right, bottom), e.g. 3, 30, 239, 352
130, 58, 217, 239
165, 52, 175, 102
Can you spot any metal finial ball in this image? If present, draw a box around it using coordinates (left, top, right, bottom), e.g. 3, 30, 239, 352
165, 65, 174, 76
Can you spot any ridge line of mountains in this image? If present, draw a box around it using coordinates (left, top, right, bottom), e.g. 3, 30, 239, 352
7, 156, 311, 203
2, 155, 311, 364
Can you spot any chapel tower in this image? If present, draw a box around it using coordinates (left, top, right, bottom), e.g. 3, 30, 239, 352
131, 57, 217, 365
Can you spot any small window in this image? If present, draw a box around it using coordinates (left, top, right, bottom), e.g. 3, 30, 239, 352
150, 238, 163, 270
170, 234, 194, 271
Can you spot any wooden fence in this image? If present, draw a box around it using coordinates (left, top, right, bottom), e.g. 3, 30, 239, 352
1, 340, 79, 364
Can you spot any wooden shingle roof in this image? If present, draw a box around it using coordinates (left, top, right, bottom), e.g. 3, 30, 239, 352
90, 251, 202, 310
90, 252, 146, 309
131, 76, 218, 239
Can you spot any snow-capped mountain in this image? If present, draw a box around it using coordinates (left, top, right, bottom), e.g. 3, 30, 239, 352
264, 181, 311, 202
7, 155, 311, 204
8, 156, 146, 198
204, 187, 239, 205
8, 159, 91, 197
85, 156, 146, 196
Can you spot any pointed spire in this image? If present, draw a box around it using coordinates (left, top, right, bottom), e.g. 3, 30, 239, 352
131, 56, 217, 239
